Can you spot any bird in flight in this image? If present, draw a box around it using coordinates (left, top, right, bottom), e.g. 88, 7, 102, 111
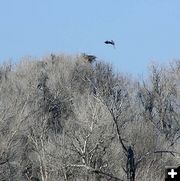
104, 40, 115, 48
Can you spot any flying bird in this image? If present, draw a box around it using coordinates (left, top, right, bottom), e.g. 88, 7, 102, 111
104, 40, 115, 48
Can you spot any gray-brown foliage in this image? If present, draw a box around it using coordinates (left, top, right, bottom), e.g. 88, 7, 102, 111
0, 55, 179, 181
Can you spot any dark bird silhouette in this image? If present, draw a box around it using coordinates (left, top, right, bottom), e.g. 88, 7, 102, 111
126, 146, 135, 181
81, 53, 96, 63
104, 40, 115, 48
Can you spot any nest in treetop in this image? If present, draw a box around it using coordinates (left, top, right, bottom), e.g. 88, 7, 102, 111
81, 53, 97, 63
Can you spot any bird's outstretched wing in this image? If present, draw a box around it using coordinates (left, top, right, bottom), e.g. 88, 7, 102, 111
104, 40, 115, 48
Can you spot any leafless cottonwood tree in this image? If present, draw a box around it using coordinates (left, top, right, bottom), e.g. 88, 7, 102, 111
0, 55, 179, 181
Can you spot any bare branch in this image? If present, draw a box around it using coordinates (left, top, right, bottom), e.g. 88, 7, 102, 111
66, 164, 123, 181
136, 150, 180, 167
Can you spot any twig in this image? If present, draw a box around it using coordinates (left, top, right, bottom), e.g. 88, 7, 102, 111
136, 150, 180, 167
66, 164, 123, 181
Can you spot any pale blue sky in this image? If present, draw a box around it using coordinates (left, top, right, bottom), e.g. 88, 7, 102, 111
0, 0, 180, 75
